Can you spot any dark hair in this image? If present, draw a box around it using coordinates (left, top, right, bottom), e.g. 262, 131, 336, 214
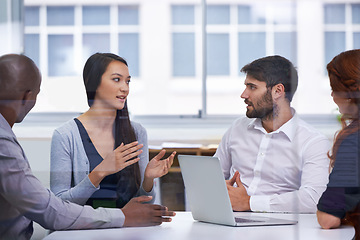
327, 49, 360, 168
241, 55, 298, 102
83, 53, 141, 202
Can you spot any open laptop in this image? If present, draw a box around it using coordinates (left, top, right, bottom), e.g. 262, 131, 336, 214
178, 155, 298, 227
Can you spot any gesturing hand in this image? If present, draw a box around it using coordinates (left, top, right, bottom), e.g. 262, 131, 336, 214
122, 196, 176, 227
145, 150, 176, 179
226, 171, 251, 211
89, 141, 143, 187
142, 150, 176, 192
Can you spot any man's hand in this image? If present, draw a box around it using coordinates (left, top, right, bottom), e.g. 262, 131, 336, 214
226, 171, 251, 211
122, 196, 176, 227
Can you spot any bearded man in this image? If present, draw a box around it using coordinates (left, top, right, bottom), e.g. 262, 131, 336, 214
215, 55, 330, 213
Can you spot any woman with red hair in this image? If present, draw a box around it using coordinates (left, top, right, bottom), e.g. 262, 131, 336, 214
317, 49, 360, 239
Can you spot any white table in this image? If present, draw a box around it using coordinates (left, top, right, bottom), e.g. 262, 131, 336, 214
43, 212, 355, 240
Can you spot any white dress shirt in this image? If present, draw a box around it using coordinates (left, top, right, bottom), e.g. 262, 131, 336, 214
215, 109, 330, 213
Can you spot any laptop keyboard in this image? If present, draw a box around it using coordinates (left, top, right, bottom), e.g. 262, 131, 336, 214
235, 217, 265, 223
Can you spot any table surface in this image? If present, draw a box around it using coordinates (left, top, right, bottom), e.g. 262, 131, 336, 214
43, 212, 354, 240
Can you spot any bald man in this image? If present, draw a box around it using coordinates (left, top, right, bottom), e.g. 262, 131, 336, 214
0, 54, 175, 240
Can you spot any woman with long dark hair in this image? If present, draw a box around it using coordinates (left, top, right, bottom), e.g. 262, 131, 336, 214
50, 53, 175, 208
317, 49, 360, 239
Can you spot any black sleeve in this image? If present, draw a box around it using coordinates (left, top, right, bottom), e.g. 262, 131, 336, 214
317, 132, 360, 218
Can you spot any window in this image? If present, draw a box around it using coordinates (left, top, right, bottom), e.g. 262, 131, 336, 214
206, 3, 297, 114
83, 6, 110, 25
171, 5, 196, 77
238, 32, 266, 72
172, 33, 195, 77
24, 6, 39, 26
324, 3, 360, 66
82, 34, 110, 63
207, 33, 229, 75
172, 5, 194, 25
119, 33, 139, 77
169, 2, 298, 115
172, 3, 297, 79
207, 5, 230, 24
22, 0, 352, 116
24, 34, 40, 67
237, 2, 297, 69
48, 35, 75, 76
47, 6, 74, 26
118, 6, 139, 25
24, 6, 39, 66
24, 4, 140, 112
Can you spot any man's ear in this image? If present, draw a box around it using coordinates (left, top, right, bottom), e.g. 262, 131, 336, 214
272, 83, 285, 100
21, 90, 32, 105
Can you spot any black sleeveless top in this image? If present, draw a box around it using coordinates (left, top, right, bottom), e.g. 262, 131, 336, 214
74, 118, 137, 208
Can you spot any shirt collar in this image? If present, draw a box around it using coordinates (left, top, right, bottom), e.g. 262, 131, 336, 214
0, 113, 14, 135
247, 108, 297, 142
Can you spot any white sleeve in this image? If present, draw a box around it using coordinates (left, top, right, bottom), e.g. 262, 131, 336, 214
250, 136, 330, 213
214, 126, 233, 180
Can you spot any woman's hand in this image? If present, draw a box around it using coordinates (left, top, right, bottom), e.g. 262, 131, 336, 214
89, 141, 143, 187
142, 150, 176, 192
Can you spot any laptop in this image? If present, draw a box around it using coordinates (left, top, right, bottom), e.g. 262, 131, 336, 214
178, 155, 298, 227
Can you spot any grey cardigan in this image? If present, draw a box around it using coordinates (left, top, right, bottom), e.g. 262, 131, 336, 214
50, 119, 155, 206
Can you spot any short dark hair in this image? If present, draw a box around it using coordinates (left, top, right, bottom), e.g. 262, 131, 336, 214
241, 55, 298, 102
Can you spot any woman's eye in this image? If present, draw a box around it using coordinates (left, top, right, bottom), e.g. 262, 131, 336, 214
126, 80, 131, 84
113, 78, 120, 82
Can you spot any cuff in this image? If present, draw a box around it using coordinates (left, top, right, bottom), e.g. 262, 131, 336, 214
139, 185, 156, 203
249, 195, 271, 212
85, 175, 100, 190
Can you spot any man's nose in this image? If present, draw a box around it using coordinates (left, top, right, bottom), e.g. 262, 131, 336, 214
240, 90, 248, 99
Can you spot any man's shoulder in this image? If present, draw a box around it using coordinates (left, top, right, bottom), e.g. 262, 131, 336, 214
0, 126, 22, 159
0, 115, 15, 140
295, 117, 329, 141
221, 116, 254, 139
0, 123, 16, 143
0, 127, 12, 139
231, 116, 253, 128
